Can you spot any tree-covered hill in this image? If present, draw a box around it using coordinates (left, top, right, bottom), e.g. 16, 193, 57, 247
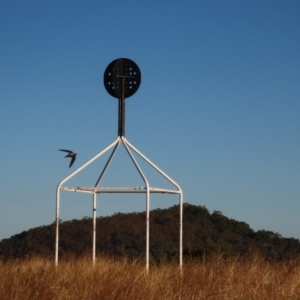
0, 204, 299, 261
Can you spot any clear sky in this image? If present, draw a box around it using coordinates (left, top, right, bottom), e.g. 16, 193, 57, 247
0, 1, 299, 241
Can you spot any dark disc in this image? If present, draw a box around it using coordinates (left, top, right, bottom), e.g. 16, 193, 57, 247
104, 58, 141, 98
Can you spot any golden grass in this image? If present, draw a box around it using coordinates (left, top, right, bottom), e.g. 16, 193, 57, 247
1, 253, 300, 299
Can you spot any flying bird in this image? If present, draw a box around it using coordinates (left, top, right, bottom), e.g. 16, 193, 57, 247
59, 149, 77, 168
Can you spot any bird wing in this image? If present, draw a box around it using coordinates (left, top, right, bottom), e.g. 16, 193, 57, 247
69, 156, 76, 168
59, 149, 72, 153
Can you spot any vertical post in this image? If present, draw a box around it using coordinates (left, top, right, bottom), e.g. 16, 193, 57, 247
118, 96, 122, 136
118, 94, 125, 136
146, 189, 150, 271
93, 193, 96, 264
118, 78, 126, 137
121, 78, 125, 137
55, 186, 60, 267
179, 192, 183, 270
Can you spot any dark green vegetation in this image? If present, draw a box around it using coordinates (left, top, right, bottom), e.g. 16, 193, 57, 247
0, 204, 299, 261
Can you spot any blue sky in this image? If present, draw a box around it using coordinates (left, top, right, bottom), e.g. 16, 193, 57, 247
0, 1, 299, 242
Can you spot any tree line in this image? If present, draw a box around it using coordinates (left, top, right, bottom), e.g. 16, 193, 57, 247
0, 204, 299, 261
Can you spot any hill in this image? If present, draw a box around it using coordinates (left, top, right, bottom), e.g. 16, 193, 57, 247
0, 204, 299, 260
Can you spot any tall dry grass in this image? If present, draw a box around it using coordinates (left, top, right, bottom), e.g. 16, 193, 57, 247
1, 253, 300, 299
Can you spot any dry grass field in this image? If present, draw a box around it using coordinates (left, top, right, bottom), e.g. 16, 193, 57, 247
1, 253, 300, 300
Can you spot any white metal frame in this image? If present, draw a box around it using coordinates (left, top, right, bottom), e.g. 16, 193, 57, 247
55, 136, 183, 270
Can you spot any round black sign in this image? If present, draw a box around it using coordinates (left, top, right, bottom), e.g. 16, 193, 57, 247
104, 58, 141, 99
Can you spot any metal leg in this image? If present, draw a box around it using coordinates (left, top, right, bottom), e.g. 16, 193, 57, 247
55, 187, 60, 267
179, 192, 183, 270
146, 189, 150, 271
93, 193, 96, 265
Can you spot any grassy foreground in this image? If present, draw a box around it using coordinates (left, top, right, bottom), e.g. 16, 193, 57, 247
1, 253, 300, 299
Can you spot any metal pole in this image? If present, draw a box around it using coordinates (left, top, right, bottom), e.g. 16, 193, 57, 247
146, 188, 150, 271
55, 186, 60, 267
118, 96, 122, 136
121, 78, 125, 136
179, 192, 183, 270
93, 193, 96, 264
